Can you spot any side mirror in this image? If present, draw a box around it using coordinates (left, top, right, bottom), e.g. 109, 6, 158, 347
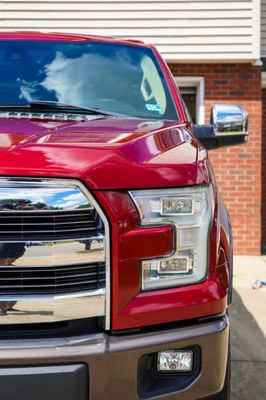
193, 104, 248, 150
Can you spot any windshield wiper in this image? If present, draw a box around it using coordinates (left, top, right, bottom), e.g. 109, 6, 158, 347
28, 101, 115, 116
0, 101, 125, 118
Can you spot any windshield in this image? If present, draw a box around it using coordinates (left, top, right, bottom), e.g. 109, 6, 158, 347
0, 40, 178, 120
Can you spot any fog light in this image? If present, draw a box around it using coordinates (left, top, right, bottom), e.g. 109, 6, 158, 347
157, 350, 193, 372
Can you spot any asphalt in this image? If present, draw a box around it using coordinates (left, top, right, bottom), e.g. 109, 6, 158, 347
231, 256, 266, 399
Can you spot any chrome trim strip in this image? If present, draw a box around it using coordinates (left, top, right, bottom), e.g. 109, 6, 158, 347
0, 178, 111, 329
0, 180, 93, 212
0, 291, 105, 325
83, 185, 111, 331
0, 288, 105, 301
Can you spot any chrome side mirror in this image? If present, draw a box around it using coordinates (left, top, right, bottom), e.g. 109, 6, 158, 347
193, 104, 249, 150
211, 104, 248, 136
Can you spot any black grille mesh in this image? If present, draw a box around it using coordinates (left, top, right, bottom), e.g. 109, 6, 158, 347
0, 209, 101, 241
0, 262, 105, 295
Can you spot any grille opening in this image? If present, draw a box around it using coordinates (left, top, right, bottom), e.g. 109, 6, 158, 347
0, 209, 103, 241
0, 262, 105, 295
0, 317, 102, 339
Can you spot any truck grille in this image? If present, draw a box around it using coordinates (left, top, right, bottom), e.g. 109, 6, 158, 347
0, 262, 105, 295
0, 209, 102, 241
0, 179, 109, 327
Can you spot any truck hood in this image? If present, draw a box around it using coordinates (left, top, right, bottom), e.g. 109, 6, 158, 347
0, 116, 209, 189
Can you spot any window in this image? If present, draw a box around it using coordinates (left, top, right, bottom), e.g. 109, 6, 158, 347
0, 40, 178, 120
174, 77, 205, 124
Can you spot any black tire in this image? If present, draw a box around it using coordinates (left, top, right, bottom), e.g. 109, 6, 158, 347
210, 337, 231, 400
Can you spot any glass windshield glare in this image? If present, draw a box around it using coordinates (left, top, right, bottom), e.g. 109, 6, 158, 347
0, 40, 178, 120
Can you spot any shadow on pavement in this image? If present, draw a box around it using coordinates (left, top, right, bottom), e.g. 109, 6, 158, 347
230, 289, 266, 400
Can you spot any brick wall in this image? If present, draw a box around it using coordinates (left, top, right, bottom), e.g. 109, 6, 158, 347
262, 88, 266, 252
168, 63, 262, 255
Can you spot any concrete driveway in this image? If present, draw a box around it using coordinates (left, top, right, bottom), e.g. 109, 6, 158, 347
231, 256, 266, 399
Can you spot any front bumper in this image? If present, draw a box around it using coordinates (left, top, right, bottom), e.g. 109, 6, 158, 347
0, 315, 229, 400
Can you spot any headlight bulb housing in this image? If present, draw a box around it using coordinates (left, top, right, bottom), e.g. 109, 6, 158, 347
130, 186, 213, 290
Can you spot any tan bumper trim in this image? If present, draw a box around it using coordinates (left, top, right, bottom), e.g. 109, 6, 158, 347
0, 316, 229, 400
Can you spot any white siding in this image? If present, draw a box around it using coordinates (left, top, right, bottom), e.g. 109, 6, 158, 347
0, 0, 260, 62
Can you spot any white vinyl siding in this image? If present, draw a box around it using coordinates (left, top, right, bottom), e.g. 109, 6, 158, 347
0, 0, 260, 62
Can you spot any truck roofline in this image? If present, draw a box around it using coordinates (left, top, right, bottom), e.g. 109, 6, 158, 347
0, 30, 150, 48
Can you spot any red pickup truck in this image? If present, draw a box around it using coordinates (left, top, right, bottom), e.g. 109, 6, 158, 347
0, 32, 248, 400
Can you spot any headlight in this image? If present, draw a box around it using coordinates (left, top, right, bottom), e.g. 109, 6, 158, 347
130, 186, 213, 290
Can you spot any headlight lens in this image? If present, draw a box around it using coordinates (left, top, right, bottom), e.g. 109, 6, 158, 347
130, 186, 213, 290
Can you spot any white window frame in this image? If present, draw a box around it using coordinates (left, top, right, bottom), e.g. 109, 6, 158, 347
174, 77, 205, 124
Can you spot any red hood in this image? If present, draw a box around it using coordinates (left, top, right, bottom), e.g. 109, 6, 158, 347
0, 116, 209, 189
